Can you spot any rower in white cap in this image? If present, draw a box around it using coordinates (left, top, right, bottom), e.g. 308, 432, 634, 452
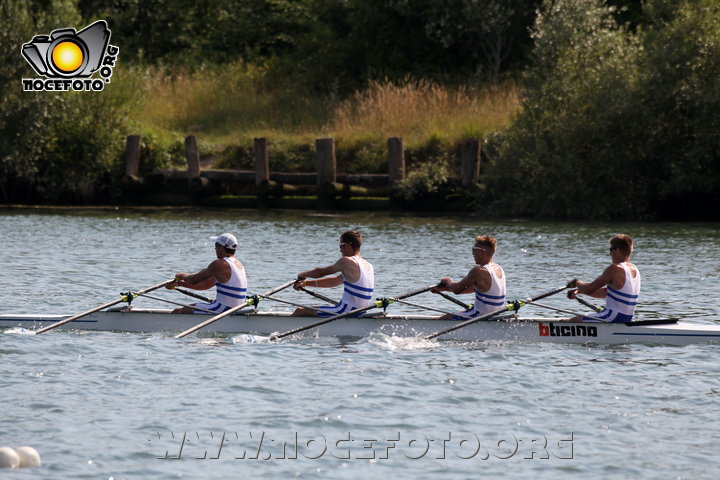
166, 233, 248, 314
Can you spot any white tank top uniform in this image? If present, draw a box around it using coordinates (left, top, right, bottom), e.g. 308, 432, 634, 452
317, 257, 375, 317
193, 257, 248, 314
588, 262, 640, 323
454, 264, 506, 320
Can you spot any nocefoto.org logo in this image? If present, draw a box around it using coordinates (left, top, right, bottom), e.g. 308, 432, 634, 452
21, 20, 119, 92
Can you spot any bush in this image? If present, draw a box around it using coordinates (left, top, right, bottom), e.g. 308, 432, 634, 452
395, 157, 452, 201
0, 1, 139, 203
486, 0, 720, 219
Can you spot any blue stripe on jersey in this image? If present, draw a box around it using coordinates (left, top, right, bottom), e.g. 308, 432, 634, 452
607, 290, 638, 306
216, 283, 247, 293
607, 286, 638, 299
343, 281, 373, 292
344, 289, 373, 300
216, 287, 247, 299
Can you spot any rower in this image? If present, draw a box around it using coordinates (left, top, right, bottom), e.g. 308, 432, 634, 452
291, 230, 374, 317
166, 233, 248, 314
567, 234, 641, 322
432, 235, 506, 320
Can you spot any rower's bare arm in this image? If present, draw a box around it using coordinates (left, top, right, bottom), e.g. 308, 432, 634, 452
306, 274, 343, 288
297, 257, 349, 284
576, 266, 616, 298
446, 267, 486, 295
176, 260, 227, 289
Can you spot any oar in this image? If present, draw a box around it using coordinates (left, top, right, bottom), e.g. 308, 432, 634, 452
423, 284, 569, 340
392, 298, 458, 316
270, 284, 438, 341
435, 291, 472, 309
34, 279, 174, 334
530, 301, 603, 321
174, 287, 213, 303
174, 280, 295, 338
300, 287, 338, 305
575, 296, 604, 313
133, 292, 219, 314
253, 295, 327, 312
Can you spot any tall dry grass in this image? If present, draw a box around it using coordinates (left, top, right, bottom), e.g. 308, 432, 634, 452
327, 78, 520, 146
135, 64, 520, 151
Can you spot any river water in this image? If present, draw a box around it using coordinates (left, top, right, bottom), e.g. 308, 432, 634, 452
1, 207, 719, 479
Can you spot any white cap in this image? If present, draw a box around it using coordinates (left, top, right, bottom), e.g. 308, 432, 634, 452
210, 233, 238, 249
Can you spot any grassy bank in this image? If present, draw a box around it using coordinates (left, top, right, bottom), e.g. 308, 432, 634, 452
129, 63, 520, 172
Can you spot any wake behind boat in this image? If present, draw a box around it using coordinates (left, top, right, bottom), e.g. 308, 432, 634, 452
2, 309, 719, 346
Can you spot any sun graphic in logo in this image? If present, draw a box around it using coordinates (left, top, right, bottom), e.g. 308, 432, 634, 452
51, 41, 84, 73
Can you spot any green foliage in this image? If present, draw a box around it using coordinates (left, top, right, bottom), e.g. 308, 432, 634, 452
336, 142, 386, 174
269, 0, 540, 94
635, 0, 720, 215
137, 130, 185, 174
77, 0, 540, 93
268, 142, 315, 172
77, 0, 307, 65
0, 0, 142, 202
1, 0, 716, 219
486, 0, 720, 219
395, 156, 452, 202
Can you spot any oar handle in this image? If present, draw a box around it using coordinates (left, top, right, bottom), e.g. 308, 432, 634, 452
575, 296, 604, 313
436, 291, 472, 309
35, 280, 175, 334
531, 301, 604, 321
525, 285, 572, 304
392, 285, 438, 301
174, 280, 295, 338
300, 287, 338, 305
174, 288, 214, 303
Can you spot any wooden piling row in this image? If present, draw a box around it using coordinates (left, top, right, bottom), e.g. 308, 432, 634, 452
121, 135, 482, 207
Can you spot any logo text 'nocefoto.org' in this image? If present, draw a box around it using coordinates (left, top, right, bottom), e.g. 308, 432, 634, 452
21, 20, 119, 92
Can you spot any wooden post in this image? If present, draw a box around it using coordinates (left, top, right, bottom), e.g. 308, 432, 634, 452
460, 139, 481, 187
316, 137, 336, 185
388, 137, 405, 186
185, 135, 200, 179
124, 135, 141, 177
253, 137, 270, 186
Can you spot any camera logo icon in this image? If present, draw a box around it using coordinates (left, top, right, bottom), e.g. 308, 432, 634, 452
21, 20, 119, 92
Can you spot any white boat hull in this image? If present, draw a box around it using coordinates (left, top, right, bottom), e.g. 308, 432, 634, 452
2, 310, 719, 346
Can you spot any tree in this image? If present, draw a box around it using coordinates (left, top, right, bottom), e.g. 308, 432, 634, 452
486, 0, 720, 219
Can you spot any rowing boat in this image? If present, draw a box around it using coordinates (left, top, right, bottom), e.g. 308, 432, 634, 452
2, 309, 719, 345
